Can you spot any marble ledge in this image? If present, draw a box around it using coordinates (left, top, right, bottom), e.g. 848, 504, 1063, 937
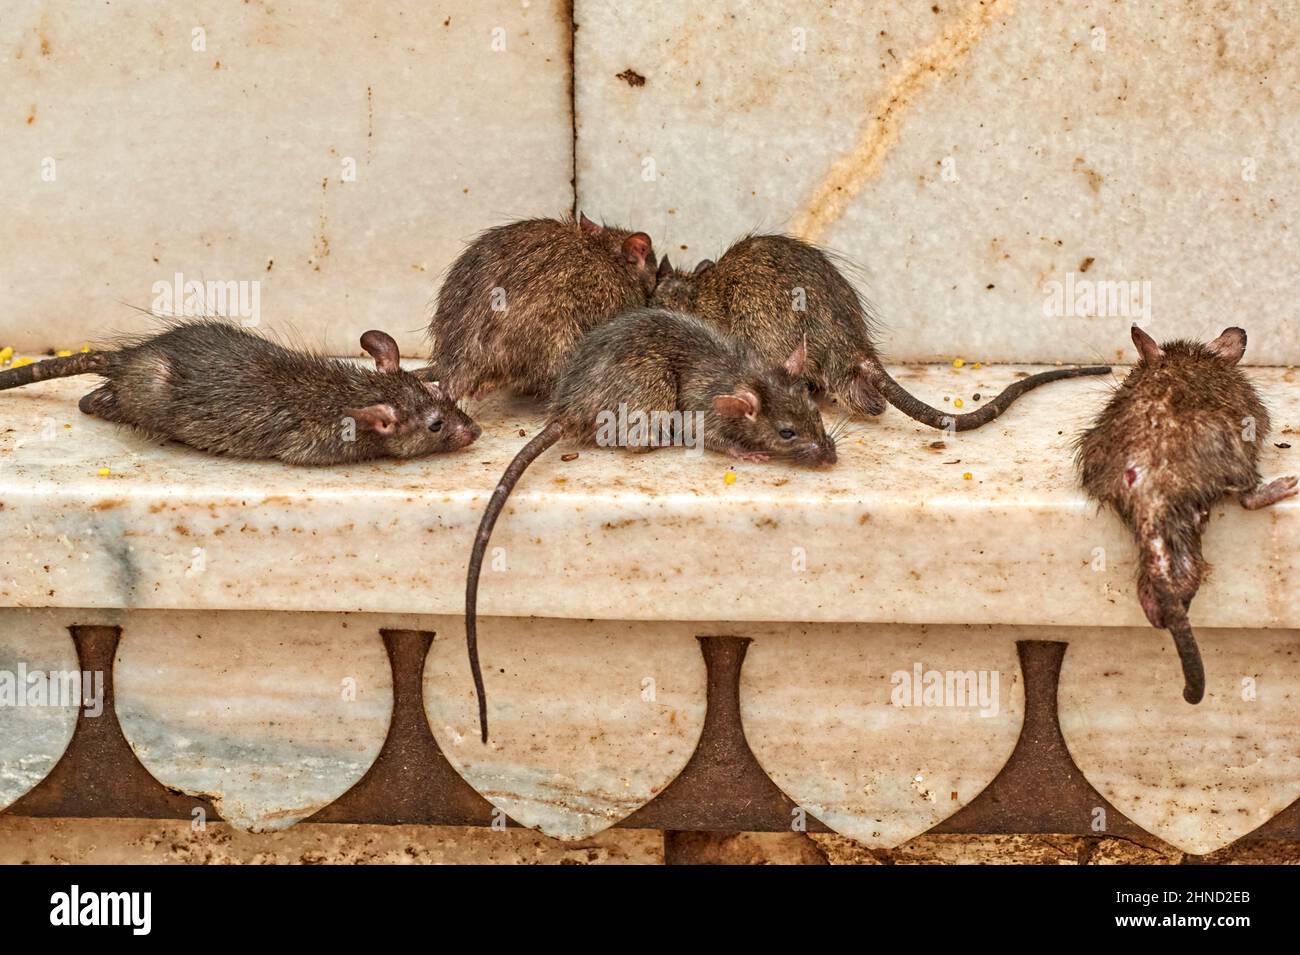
0, 363, 1295, 629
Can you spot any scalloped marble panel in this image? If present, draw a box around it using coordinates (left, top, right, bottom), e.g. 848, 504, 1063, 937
575, 0, 1299, 365
1058, 625, 1300, 855
0, 0, 572, 356
423, 617, 707, 839
739, 623, 1024, 847
114, 610, 392, 830
0, 609, 80, 809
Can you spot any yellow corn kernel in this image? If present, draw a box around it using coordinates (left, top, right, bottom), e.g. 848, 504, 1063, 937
962, 472, 973, 481
972, 362, 983, 369
0, 346, 12, 363
55, 349, 73, 358
97, 467, 111, 477
80, 346, 92, 353
11, 357, 33, 368
724, 470, 737, 485
954, 398, 965, 408
952, 358, 965, 368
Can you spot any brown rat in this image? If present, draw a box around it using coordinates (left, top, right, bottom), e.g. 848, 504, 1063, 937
652, 234, 1111, 430
1076, 325, 1297, 703
464, 306, 836, 741
0, 320, 481, 464
424, 213, 657, 400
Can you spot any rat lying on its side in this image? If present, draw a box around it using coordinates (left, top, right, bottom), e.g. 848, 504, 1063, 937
1076, 325, 1296, 703
424, 214, 657, 400
464, 306, 836, 741
0, 320, 480, 464
652, 235, 1111, 430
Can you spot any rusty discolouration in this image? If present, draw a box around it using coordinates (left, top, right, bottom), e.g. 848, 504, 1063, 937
791, 0, 1016, 242
616, 68, 646, 87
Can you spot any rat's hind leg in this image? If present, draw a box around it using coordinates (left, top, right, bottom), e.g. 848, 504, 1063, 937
1240, 476, 1299, 510
78, 384, 124, 421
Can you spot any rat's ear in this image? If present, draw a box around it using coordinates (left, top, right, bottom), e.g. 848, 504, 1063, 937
712, 387, 761, 421
360, 330, 401, 374
622, 233, 652, 270
1130, 325, 1163, 364
579, 212, 602, 235
783, 337, 808, 377
423, 379, 446, 400
693, 259, 715, 276
1207, 326, 1247, 366
657, 256, 673, 280
346, 403, 399, 436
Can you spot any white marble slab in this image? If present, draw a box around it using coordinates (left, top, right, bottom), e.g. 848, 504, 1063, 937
0, 0, 572, 357
575, 0, 1300, 365
113, 610, 392, 831
1058, 625, 1300, 855
740, 623, 1023, 847
423, 616, 707, 839
0, 609, 80, 810
1, 364, 1294, 632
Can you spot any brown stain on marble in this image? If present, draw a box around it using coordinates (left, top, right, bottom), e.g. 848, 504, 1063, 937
791, 0, 1015, 242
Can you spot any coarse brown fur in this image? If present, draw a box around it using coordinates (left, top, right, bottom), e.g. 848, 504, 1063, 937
1075, 325, 1297, 703
464, 307, 836, 742
0, 320, 480, 464
653, 234, 1111, 430
425, 214, 657, 400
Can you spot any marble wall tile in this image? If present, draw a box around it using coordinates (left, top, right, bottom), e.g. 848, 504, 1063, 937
739, 623, 1023, 847
0, 609, 80, 810
113, 610, 392, 830
575, 1, 1299, 365
0, 0, 573, 356
1058, 626, 1300, 855
423, 616, 707, 839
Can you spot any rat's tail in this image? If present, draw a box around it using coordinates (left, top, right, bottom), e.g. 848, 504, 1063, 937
0, 352, 108, 391
860, 357, 1110, 432
465, 420, 564, 743
1137, 522, 1206, 704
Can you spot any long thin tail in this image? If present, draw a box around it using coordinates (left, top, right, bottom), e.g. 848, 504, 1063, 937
0, 352, 107, 391
863, 360, 1111, 432
465, 420, 565, 743
1158, 596, 1205, 704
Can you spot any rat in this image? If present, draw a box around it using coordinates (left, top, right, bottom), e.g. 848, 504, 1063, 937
424, 213, 657, 401
464, 306, 836, 741
651, 235, 1111, 430
0, 319, 481, 464
1075, 325, 1296, 703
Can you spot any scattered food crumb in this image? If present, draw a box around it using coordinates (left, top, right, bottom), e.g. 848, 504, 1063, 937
962, 472, 973, 481
972, 362, 982, 370
97, 467, 111, 477
80, 345, 91, 352
954, 398, 964, 408
560, 452, 578, 462
929, 440, 946, 450
517, 429, 526, 437
11, 357, 33, 368
616, 68, 646, 87
55, 349, 73, 357
1278, 442, 1292, 449
724, 470, 737, 486
952, 358, 965, 368
0, 346, 11, 363
972, 393, 981, 401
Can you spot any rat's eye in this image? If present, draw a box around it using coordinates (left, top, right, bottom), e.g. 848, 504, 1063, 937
779, 427, 796, 440
429, 419, 444, 433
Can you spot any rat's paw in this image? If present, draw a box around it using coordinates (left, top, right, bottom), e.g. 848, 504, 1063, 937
1241, 475, 1299, 510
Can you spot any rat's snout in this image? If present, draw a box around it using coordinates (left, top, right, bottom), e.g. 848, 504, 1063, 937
452, 420, 482, 450
803, 439, 836, 468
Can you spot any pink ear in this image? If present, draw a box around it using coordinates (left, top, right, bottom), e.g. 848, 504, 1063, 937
1131, 325, 1163, 364
712, 387, 761, 420
622, 233, 652, 269
784, 337, 808, 377
346, 403, 399, 436
579, 212, 602, 235
360, 330, 401, 374
1207, 326, 1247, 366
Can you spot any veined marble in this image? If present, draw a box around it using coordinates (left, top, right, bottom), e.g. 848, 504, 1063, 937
740, 623, 1023, 847
423, 617, 707, 840
575, 0, 1299, 365
1058, 625, 1300, 855
0, 364, 1294, 632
